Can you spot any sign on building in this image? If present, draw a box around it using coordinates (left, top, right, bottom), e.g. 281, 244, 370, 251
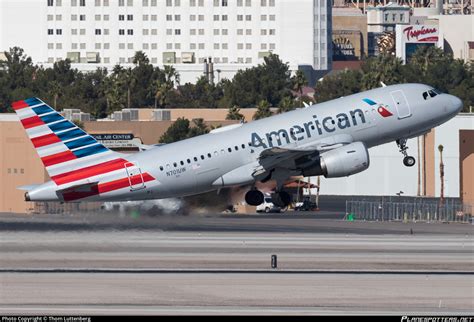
91, 133, 142, 150
396, 24, 443, 63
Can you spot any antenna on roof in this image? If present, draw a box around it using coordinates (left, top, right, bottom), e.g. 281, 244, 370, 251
303, 102, 310, 108
380, 82, 387, 87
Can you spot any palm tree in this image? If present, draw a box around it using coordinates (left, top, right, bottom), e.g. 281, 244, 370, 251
48, 80, 61, 109
122, 67, 137, 109
226, 105, 244, 121
438, 144, 445, 206
132, 51, 150, 66
253, 100, 272, 120
293, 70, 307, 106
150, 79, 169, 109
163, 65, 180, 87
410, 46, 445, 74
277, 96, 296, 114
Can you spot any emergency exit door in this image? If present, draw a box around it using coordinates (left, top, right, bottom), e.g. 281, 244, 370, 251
390, 90, 411, 119
124, 162, 145, 191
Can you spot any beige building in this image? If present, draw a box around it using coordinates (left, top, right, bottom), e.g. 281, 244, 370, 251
332, 5, 368, 60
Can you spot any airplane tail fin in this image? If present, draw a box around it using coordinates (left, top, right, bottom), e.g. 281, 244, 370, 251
12, 98, 128, 187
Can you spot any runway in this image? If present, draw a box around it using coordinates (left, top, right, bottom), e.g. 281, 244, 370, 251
0, 213, 473, 315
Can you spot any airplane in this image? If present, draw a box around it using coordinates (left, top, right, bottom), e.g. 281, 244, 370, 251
12, 83, 462, 208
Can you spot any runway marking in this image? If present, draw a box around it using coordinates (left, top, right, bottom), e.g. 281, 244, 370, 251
1, 305, 472, 315
1, 268, 472, 275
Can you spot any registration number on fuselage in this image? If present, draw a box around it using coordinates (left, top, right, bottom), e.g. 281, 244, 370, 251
166, 167, 186, 177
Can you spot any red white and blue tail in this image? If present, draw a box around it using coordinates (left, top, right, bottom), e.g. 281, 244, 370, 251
12, 98, 128, 186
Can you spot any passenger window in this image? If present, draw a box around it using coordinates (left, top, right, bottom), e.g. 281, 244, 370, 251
201, 155, 205, 160
235, 146, 239, 151
228, 147, 232, 152
173, 162, 177, 167
241, 144, 245, 149
207, 153, 211, 158
194, 157, 198, 162
159, 166, 163, 171
180, 161, 184, 166
187, 159, 191, 164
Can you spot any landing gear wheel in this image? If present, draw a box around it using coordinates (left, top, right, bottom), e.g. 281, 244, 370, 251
396, 139, 416, 167
403, 156, 416, 167
245, 189, 264, 206
271, 191, 292, 208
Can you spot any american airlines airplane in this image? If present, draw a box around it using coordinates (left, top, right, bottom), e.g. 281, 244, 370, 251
13, 83, 462, 207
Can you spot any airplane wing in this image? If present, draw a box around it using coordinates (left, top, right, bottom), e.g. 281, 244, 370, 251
257, 133, 354, 172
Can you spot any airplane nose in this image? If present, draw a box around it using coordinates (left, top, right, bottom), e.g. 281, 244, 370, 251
449, 95, 463, 113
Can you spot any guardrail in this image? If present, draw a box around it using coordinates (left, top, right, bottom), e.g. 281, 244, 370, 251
345, 199, 472, 223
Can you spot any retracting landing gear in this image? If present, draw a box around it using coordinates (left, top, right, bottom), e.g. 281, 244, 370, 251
396, 139, 416, 167
245, 189, 264, 206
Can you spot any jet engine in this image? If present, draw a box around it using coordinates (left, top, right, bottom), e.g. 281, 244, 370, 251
299, 142, 370, 178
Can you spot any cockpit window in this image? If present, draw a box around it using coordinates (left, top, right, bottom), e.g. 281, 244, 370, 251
422, 88, 442, 100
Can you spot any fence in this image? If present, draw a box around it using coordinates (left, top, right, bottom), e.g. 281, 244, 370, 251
345, 199, 472, 223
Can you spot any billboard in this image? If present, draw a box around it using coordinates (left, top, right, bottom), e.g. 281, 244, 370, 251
396, 24, 443, 63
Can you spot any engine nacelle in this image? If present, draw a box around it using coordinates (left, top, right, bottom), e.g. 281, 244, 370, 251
301, 142, 370, 178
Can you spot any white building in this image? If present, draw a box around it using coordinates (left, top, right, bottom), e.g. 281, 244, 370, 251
0, 0, 332, 84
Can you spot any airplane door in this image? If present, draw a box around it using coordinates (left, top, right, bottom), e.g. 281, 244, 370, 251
390, 90, 411, 119
124, 162, 145, 191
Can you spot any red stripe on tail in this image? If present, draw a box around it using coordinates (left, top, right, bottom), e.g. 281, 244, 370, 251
62, 185, 100, 202
12, 100, 29, 110
51, 158, 129, 185
31, 133, 62, 148
99, 173, 154, 194
21, 115, 44, 129
62, 173, 155, 201
41, 150, 77, 167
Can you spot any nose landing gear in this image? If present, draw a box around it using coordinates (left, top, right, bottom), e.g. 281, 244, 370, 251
397, 139, 416, 167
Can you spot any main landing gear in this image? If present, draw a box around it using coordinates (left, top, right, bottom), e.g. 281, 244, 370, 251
396, 139, 416, 167
245, 189, 264, 206
271, 190, 292, 208
244, 189, 292, 208
245, 168, 293, 208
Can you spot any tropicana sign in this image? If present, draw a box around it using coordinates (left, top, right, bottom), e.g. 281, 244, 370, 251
403, 26, 439, 42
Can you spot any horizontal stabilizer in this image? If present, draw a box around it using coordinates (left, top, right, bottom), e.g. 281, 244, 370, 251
56, 181, 100, 202
17, 184, 41, 191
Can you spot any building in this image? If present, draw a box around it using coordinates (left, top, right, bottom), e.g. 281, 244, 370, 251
395, 24, 443, 63
396, 15, 473, 63
367, 2, 410, 55
332, 0, 368, 61
0, 0, 332, 85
